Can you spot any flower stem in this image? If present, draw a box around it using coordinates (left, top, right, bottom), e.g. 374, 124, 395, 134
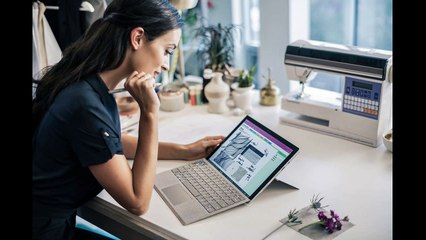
298, 221, 322, 232
262, 222, 287, 240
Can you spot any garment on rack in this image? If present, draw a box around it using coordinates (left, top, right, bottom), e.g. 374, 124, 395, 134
58, 0, 85, 50
41, 0, 85, 50
83, 0, 107, 31
32, 1, 62, 80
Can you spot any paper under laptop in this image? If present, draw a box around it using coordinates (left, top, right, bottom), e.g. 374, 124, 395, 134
154, 115, 299, 225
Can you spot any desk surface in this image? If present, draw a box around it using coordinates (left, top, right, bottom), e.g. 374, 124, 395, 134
78, 94, 392, 240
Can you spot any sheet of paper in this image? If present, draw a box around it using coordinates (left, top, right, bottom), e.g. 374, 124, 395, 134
280, 206, 354, 240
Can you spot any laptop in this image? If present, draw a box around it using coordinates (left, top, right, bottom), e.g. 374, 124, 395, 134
154, 115, 299, 225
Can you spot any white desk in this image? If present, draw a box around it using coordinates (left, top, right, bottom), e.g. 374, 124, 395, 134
78, 93, 392, 240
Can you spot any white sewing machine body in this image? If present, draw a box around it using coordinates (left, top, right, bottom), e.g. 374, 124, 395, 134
281, 40, 392, 147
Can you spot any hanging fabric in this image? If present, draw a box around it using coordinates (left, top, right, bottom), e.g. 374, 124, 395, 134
32, 1, 62, 98
55, 0, 85, 50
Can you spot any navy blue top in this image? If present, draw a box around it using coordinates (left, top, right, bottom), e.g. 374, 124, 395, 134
32, 75, 123, 210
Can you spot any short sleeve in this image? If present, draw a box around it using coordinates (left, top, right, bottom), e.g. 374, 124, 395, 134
69, 101, 123, 167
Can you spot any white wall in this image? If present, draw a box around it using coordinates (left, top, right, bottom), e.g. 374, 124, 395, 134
207, 0, 232, 25
289, 0, 309, 43
258, 0, 309, 94
258, 0, 291, 94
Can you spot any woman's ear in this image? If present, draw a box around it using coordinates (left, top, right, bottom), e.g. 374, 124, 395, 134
130, 27, 145, 50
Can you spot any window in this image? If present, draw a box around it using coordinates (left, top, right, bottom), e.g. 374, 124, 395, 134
239, 0, 260, 87
308, 0, 392, 93
245, 0, 260, 46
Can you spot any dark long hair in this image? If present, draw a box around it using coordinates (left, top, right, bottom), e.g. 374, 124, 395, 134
33, 0, 183, 132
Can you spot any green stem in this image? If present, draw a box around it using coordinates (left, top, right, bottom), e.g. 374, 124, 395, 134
262, 222, 286, 240
298, 221, 323, 232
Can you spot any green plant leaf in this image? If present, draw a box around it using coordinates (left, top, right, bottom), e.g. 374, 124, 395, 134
194, 23, 241, 71
238, 65, 256, 87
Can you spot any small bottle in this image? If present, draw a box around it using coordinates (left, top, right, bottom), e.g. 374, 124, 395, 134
195, 84, 203, 105
202, 68, 213, 103
189, 86, 196, 106
180, 87, 189, 103
260, 67, 280, 106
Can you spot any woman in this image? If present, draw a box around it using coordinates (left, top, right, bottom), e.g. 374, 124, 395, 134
32, 0, 223, 239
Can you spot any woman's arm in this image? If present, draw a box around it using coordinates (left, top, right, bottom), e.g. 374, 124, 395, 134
89, 113, 158, 216
169, 136, 224, 160
122, 134, 224, 160
121, 134, 182, 159
121, 133, 138, 159
89, 70, 161, 216
91, 128, 222, 216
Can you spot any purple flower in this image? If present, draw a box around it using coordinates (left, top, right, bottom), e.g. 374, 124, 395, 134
320, 210, 350, 233
298, 197, 350, 235
303, 210, 349, 234
324, 218, 335, 233
318, 211, 327, 221
336, 220, 342, 230
330, 210, 340, 220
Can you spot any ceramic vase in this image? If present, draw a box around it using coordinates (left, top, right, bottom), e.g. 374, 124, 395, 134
231, 82, 254, 111
204, 72, 230, 114
159, 91, 185, 112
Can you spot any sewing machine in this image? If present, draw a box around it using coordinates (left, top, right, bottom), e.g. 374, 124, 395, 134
281, 40, 392, 147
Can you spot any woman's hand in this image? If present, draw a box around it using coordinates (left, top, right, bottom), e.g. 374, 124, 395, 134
125, 71, 160, 115
181, 136, 225, 161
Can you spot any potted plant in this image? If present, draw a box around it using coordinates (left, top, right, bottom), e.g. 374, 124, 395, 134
231, 65, 256, 111
236, 64, 256, 88
194, 23, 240, 72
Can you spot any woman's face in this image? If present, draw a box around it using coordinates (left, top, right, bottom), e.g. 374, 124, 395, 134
132, 28, 182, 79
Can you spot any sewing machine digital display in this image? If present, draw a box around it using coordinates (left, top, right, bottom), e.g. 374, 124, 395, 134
343, 77, 381, 119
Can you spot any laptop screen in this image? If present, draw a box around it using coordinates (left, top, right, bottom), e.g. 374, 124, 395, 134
207, 116, 299, 199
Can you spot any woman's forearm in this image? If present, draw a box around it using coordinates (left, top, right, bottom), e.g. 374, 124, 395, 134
130, 113, 159, 212
158, 142, 186, 160
122, 135, 186, 160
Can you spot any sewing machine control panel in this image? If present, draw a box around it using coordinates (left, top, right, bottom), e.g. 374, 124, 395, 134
342, 77, 381, 119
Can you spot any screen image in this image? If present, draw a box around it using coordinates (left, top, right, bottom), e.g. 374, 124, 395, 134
208, 117, 296, 198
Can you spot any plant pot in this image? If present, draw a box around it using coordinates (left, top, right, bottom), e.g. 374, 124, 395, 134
231, 82, 254, 111
159, 91, 185, 112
